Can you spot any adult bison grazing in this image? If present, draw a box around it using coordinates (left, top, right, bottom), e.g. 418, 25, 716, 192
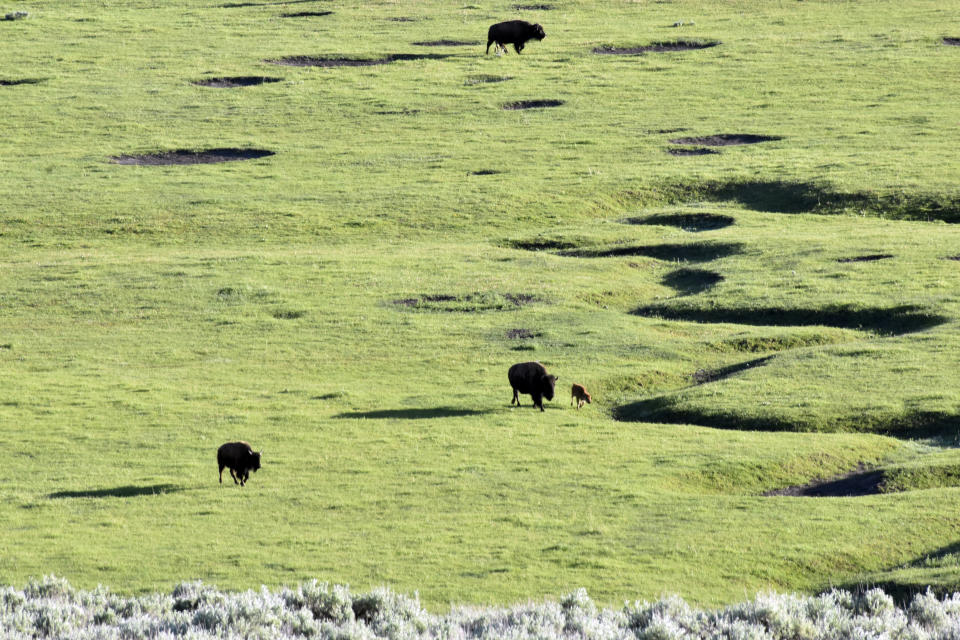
486, 20, 546, 55
508, 361, 558, 411
217, 441, 262, 487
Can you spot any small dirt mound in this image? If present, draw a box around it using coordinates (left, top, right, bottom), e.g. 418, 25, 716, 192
507, 328, 537, 339
764, 465, 883, 497
514, 3, 553, 9
280, 10, 333, 17
503, 99, 564, 110
193, 76, 283, 88
669, 134, 782, 146
626, 213, 735, 231
413, 39, 479, 46
110, 148, 275, 166
266, 54, 448, 67
388, 16, 418, 21
943, 37, 960, 46
593, 41, 720, 55
837, 254, 894, 263
471, 169, 501, 175
0, 78, 43, 86
667, 147, 719, 156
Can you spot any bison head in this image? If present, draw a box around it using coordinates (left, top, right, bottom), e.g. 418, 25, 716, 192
533, 23, 546, 40
542, 374, 557, 401
251, 451, 262, 472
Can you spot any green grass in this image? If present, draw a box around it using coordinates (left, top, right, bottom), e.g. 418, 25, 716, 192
2, 0, 960, 611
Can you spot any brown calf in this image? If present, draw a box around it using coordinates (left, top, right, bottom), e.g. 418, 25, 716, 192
571, 383, 592, 409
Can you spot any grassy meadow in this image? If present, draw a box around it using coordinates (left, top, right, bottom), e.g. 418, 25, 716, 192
2, 0, 960, 611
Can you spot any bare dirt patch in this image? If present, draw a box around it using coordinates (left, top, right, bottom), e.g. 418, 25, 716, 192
663, 268, 724, 295
413, 39, 480, 46
593, 41, 720, 55
393, 293, 538, 312
625, 213, 735, 231
837, 254, 894, 263
192, 76, 283, 88
667, 147, 719, 156
560, 241, 743, 262
266, 54, 449, 67
943, 37, 960, 46
280, 10, 333, 17
764, 465, 883, 497
513, 4, 553, 9
110, 148, 275, 166
466, 74, 512, 85
471, 169, 501, 176
669, 134, 782, 146
0, 78, 43, 86
503, 99, 564, 110
506, 328, 538, 339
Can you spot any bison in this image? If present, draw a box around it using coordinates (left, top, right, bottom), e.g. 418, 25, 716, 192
571, 383, 592, 409
486, 20, 546, 55
217, 441, 262, 487
508, 361, 558, 411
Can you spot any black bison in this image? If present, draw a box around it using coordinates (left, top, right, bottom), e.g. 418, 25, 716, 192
508, 361, 558, 411
486, 20, 546, 55
217, 441, 262, 487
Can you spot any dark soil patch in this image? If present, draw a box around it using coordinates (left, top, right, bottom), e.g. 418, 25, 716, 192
626, 212, 735, 231
944, 255, 960, 261
192, 76, 283, 88
593, 41, 720, 55
266, 53, 449, 67
764, 465, 883, 497
393, 292, 537, 312
837, 254, 894, 263
110, 148, 275, 166
280, 10, 333, 17
471, 169, 501, 175
466, 74, 512, 85
514, 4, 553, 9
0, 78, 43, 86
560, 241, 743, 262
691, 356, 773, 384
388, 16, 418, 21
655, 179, 960, 223
943, 37, 960, 46
669, 134, 782, 146
667, 147, 719, 156
662, 268, 724, 295
508, 237, 578, 251
413, 39, 480, 46
631, 303, 948, 336
506, 328, 537, 339
503, 99, 564, 110
221, 0, 321, 6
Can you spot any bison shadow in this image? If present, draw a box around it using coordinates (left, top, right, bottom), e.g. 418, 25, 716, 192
48, 484, 183, 499
335, 407, 492, 419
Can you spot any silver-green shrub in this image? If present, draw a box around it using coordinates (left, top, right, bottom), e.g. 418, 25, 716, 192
7, 576, 960, 639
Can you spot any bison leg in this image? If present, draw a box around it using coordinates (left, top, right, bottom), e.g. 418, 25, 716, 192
511, 387, 519, 406
532, 393, 543, 411
486, 39, 493, 54
514, 42, 523, 54
219, 464, 224, 484
229, 468, 240, 485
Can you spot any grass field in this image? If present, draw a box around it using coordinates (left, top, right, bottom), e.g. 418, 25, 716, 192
2, 0, 960, 611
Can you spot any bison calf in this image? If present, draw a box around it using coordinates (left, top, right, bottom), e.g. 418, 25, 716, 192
508, 361, 558, 411
571, 383, 592, 409
217, 441, 262, 487
486, 20, 546, 55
